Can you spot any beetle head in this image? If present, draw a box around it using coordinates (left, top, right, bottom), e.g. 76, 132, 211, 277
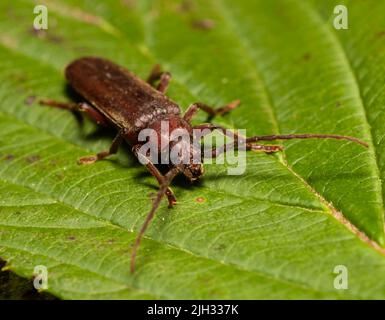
170, 137, 204, 182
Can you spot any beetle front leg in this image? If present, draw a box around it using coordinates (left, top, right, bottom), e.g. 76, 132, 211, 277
147, 64, 172, 94
39, 99, 110, 127
78, 129, 125, 165
183, 100, 241, 122
132, 145, 177, 207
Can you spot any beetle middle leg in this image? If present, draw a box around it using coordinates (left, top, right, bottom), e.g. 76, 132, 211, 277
132, 145, 177, 207
78, 129, 125, 165
183, 100, 241, 122
147, 64, 172, 93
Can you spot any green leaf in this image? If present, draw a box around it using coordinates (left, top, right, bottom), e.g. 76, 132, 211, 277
1, 0, 385, 299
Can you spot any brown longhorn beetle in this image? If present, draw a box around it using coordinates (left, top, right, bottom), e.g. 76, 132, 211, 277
39, 57, 368, 273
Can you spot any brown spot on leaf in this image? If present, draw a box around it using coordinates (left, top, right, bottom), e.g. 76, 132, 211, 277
191, 19, 215, 30
24, 95, 36, 106
67, 236, 76, 241
25, 155, 41, 164
196, 196, 205, 203
4, 154, 14, 161
178, 0, 195, 12
302, 52, 312, 61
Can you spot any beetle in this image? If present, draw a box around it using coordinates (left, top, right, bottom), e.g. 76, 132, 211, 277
39, 56, 368, 273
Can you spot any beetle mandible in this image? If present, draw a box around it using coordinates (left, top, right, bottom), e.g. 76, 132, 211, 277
39, 56, 368, 273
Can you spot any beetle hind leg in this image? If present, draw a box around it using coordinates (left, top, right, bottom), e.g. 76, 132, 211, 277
39, 99, 110, 127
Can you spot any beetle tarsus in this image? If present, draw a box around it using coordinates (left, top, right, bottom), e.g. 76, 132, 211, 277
166, 189, 177, 207
215, 99, 241, 116
78, 130, 125, 165
77, 155, 98, 165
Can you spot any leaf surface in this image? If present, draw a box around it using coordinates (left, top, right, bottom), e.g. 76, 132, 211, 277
0, 0, 385, 299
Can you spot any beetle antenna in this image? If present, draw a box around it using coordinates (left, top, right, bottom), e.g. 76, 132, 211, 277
130, 167, 179, 273
246, 134, 368, 147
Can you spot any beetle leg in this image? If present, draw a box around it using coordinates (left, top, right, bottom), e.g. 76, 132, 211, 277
193, 123, 244, 141
193, 123, 240, 156
39, 99, 78, 110
39, 99, 110, 127
78, 129, 125, 165
132, 145, 177, 207
183, 100, 241, 122
147, 64, 162, 84
147, 64, 172, 93
156, 72, 172, 93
